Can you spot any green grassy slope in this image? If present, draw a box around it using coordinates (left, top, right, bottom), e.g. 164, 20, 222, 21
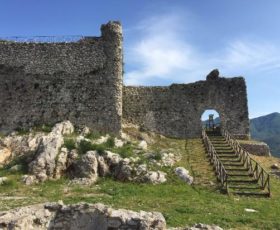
1, 136, 280, 229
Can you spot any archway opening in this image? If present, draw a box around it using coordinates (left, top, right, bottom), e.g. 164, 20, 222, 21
201, 109, 221, 131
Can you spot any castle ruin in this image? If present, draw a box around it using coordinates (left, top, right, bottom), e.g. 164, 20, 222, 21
0, 21, 250, 139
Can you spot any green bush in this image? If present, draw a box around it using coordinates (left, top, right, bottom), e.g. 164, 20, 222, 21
15, 127, 29, 135
85, 131, 101, 140
78, 140, 106, 155
105, 137, 115, 148
151, 152, 162, 161
78, 140, 94, 155
114, 144, 134, 158
64, 138, 76, 150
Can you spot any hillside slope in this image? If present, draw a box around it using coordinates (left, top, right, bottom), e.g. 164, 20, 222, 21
250, 112, 280, 157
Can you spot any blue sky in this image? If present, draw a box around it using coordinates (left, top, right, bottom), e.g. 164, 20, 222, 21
0, 0, 279, 119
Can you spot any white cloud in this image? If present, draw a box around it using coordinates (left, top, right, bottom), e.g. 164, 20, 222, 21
124, 12, 280, 86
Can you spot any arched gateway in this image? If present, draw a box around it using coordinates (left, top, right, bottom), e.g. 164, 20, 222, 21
123, 69, 250, 139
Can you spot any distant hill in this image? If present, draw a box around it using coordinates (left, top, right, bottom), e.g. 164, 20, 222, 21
250, 112, 280, 158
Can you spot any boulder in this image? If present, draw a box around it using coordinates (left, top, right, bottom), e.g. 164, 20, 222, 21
72, 151, 98, 183
114, 137, 125, 147
92, 134, 110, 145
0, 202, 166, 230
175, 167, 194, 185
271, 163, 280, 170
0, 177, 8, 185
140, 171, 167, 184
0, 147, 12, 166
138, 140, 148, 150
28, 121, 74, 183
21, 175, 37, 185
80, 126, 90, 136
114, 160, 133, 181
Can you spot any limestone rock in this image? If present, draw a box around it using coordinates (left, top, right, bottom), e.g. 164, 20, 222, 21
190, 223, 223, 230
0, 177, 8, 185
114, 137, 124, 147
138, 140, 148, 150
0, 204, 53, 230
103, 150, 122, 166
92, 134, 110, 145
72, 151, 98, 182
96, 154, 110, 177
67, 149, 79, 166
140, 171, 167, 184
271, 163, 279, 170
206, 69, 219, 81
136, 164, 148, 176
28, 121, 74, 182
21, 175, 37, 185
175, 167, 194, 185
0, 147, 12, 166
0, 202, 166, 230
114, 160, 133, 181
80, 126, 90, 136
51, 120, 74, 136
54, 148, 69, 179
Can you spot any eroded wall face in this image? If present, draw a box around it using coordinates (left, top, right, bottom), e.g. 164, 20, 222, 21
123, 77, 250, 139
0, 22, 123, 134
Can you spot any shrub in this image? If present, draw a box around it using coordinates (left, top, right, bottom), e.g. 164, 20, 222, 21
105, 137, 115, 148
85, 131, 101, 140
152, 152, 162, 161
114, 144, 134, 158
78, 140, 94, 155
15, 127, 29, 135
78, 140, 106, 155
64, 138, 76, 150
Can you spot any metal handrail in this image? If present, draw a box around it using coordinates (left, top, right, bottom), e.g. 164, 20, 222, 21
221, 128, 271, 196
202, 129, 228, 192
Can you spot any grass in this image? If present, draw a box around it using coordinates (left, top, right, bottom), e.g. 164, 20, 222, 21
1, 135, 280, 229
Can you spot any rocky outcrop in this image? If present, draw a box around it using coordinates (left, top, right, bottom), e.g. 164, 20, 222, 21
0, 147, 11, 166
72, 151, 99, 183
27, 121, 74, 183
0, 202, 166, 230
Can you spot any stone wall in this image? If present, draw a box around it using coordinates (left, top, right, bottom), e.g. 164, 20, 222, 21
239, 141, 271, 156
0, 21, 123, 134
123, 75, 250, 139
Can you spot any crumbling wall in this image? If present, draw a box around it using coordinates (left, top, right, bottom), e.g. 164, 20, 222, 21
0, 21, 123, 134
123, 75, 250, 139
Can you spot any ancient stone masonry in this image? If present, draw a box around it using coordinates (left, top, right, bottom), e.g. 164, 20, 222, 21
123, 74, 250, 139
0, 21, 123, 134
0, 21, 250, 139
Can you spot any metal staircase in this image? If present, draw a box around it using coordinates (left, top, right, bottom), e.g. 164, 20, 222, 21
202, 128, 271, 197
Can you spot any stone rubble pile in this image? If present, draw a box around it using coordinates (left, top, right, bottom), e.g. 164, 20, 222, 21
0, 121, 185, 185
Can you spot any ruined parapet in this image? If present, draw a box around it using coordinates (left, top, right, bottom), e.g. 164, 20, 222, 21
123, 70, 250, 139
0, 21, 123, 135
239, 140, 271, 156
